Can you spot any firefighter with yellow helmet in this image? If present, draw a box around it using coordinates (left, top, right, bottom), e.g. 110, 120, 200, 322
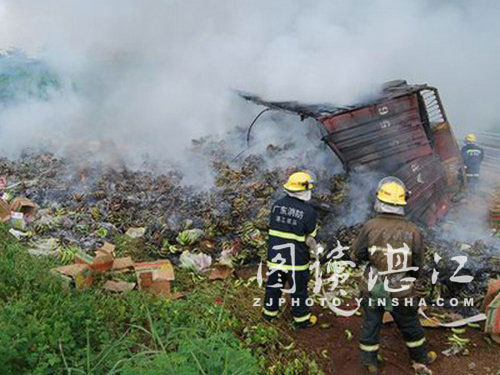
352, 177, 436, 375
262, 171, 319, 328
461, 133, 484, 191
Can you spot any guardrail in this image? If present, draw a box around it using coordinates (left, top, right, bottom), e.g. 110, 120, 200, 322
475, 131, 500, 179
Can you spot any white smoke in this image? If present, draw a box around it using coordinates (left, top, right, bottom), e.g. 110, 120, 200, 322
0, 0, 499, 169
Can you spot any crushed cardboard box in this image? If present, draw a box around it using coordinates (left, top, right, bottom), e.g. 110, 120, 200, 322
208, 264, 234, 280
75, 249, 114, 273
92, 252, 114, 273
135, 260, 175, 282
484, 279, 500, 338
97, 242, 116, 257
112, 256, 134, 271
485, 293, 500, 336
51, 264, 93, 289
483, 279, 500, 311
135, 260, 175, 297
103, 280, 136, 293
50, 244, 179, 298
0, 198, 11, 222
149, 280, 171, 297
11, 197, 37, 222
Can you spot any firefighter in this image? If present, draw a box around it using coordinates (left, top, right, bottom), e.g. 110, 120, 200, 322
461, 133, 484, 192
352, 177, 436, 375
262, 171, 318, 328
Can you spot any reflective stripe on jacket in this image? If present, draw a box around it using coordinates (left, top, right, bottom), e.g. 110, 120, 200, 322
267, 195, 317, 267
461, 143, 484, 174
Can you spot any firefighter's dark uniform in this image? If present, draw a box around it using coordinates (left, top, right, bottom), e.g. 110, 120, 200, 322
263, 195, 317, 325
352, 213, 428, 366
461, 143, 484, 190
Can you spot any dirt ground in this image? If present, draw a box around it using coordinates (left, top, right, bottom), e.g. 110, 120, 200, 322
235, 265, 499, 374
294, 306, 500, 375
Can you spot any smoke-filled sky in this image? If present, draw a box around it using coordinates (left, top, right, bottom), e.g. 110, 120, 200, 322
0, 0, 499, 166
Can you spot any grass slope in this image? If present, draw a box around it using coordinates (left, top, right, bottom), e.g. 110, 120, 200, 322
0, 225, 259, 375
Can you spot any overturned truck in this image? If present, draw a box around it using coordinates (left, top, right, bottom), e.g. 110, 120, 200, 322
240, 80, 464, 226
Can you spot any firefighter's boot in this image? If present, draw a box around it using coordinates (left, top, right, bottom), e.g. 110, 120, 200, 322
361, 350, 379, 375
364, 364, 378, 375
294, 314, 317, 329
262, 308, 279, 323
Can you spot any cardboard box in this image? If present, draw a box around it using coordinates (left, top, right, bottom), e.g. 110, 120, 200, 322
149, 280, 171, 297
51, 264, 93, 289
485, 293, 500, 334
139, 272, 154, 288
91, 252, 114, 273
97, 242, 116, 257
11, 197, 37, 222
483, 279, 500, 312
208, 264, 234, 280
135, 260, 174, 296
75, 250, 94, 265
103, 280, 136, 293
112, 256, 134, 271
75, 250, 114, 273
0, 198, 11, 222
135, 260, 175, 283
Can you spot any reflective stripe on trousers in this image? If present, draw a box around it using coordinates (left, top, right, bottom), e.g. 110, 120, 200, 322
359, 343, 379, 352
406, 337, 426, 348
264, 268, 311, 321
267, 261, 309, 271
262, 307, 279, 317
293, 313, 311, 323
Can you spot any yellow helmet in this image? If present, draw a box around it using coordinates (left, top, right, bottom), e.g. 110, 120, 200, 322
465, 133, 476, 143
283, 171, 315, 192
376, 176, 407, 206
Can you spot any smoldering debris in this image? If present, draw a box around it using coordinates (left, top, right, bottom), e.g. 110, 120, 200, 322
0, 134, 348, 267
0, 129, 498, 311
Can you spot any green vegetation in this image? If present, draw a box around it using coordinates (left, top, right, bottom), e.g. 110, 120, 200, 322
0, 51, 60, 103
0, 224, 323, 374
0, 225, 257, 375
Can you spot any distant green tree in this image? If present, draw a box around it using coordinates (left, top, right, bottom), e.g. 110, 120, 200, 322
0, 50, 60, 104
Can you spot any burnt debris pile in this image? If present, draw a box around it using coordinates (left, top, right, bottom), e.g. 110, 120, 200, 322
0, 133, 498, 309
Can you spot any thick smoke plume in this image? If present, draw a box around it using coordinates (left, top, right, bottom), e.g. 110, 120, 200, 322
0, 0, 499, 182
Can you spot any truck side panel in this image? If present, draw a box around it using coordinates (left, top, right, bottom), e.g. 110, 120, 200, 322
320, 94, 432, 171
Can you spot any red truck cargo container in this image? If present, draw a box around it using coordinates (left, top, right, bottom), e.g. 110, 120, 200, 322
239, 80, 464, 225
